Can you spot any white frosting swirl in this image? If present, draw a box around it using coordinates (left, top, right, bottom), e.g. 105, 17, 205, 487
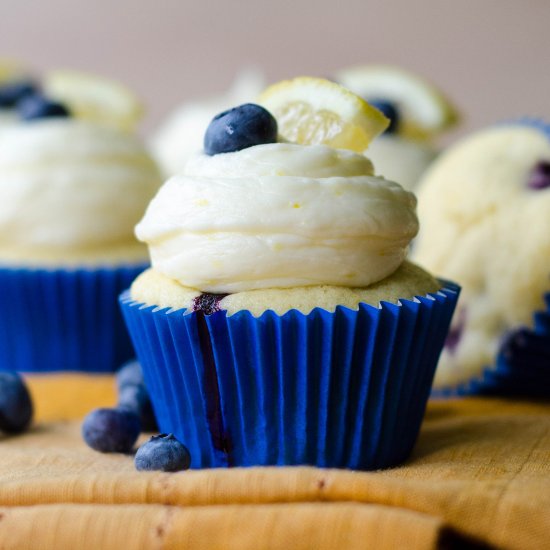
0, 119, 162, 263
136, 143, 418, 292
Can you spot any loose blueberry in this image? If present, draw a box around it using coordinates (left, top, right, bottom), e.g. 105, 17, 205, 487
192, 293, 228, 315
0, 80, 39, 108
0, 372, 33, 434
18, 93, 71, 121
204, 103, 278, 155
135, 433, 191, 472
118, 384, 158, 432
82, 407, 141, 453
367, 99, 400, 134
527, 161, 550, 190
116, 359, 144, 389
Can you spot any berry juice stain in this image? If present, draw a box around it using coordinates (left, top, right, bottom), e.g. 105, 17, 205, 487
527, 161, 550, 190
192, 292, 233, 465
444, 307, 466, 355
192, 293, 228, 315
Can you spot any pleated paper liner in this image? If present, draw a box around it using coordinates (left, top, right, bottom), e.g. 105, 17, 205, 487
0, 264, 147, 373
432, 291, 550, 399
121, 280, 459, 470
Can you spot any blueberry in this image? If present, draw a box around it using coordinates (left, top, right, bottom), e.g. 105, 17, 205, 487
204, 103, 278, 155
527, 161, 550, 190
116, 359, 144, 389
118, 384, 158, 432
367, 99, 400, 134
135, 433, 191, 472
82, 408, 141, 453
192, 293, 228, 315
0, 80, 39, 108
18, 93, 71, 121
0, 372, 33, 434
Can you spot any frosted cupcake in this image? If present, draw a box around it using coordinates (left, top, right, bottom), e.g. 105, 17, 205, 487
336, 65, 459, 191
0, 72, 162, 373
121, 78, 459, 469
413, 120, 550, 396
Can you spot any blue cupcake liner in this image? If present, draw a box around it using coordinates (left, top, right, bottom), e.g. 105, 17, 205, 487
120, 280, 459, 470
432, 291, 550, 399
0, 263, 147, 373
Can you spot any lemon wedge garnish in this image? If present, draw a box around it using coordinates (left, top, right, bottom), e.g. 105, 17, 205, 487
258, 77, 389, 152
336, 65, 459, 140
44, 70, 143, 132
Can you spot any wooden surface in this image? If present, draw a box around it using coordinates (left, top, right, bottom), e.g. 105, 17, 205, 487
0, 374, 548, 549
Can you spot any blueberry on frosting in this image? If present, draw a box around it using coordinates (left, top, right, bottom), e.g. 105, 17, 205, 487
17, 93, 71, 121
0, 80, 38, 108
204, 103, 278, 155
367, 99, 400, 134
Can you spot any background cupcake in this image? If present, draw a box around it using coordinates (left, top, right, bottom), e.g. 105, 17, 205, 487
336, 65, 459, 191
413, 120, 550, 396
0, 71, 162, 373
121, 78, 459, 470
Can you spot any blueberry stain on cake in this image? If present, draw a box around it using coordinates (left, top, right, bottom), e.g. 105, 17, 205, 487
192, 293, 228, 315
191, 291, 232, 463
444, 307, 467, 355
527, 161, 550, 190
193, 301, 233, 464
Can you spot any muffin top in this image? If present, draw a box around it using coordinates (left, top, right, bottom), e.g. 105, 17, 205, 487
413, 122, 550, 387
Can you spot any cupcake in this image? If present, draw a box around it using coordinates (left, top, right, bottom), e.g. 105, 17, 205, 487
121, 78, 459, 470
151, 69, 265, 177
336, 65, 459, 191
0, 71, 162, 373
413, 120, 550, 396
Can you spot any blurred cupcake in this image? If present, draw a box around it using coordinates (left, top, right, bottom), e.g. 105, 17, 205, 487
413, 120, 550, 396
152, 69, 265, 177
0, 71, 162, 373
336, 65, 459, 191
121, 78, 459, 470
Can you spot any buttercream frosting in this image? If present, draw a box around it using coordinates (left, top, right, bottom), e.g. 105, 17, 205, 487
0, 119, 162, 263
136, 143, 418, 292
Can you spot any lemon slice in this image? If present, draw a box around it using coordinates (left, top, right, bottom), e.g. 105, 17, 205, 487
335, 65, 459, 140
258, 77, 389, 152
44, 70, 143, 132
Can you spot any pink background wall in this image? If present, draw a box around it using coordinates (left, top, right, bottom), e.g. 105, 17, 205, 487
3, 0, 549, 137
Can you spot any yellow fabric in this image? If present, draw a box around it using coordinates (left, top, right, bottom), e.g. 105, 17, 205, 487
0, 375, 548, 549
